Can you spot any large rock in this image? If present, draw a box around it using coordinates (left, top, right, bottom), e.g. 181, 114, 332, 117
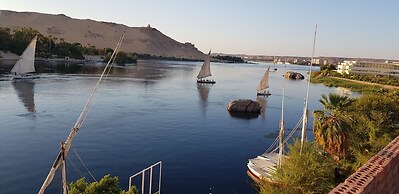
284, 71, 304, 80
227, 99, 261, 113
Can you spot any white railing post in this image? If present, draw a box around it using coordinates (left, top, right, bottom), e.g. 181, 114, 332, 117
129, 161, 162, 194
149, 167, 153, 194
141, 171, 145, 194
158, 161, 162, 194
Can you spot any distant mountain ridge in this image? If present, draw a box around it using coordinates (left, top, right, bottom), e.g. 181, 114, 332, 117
0, 10, 205, 60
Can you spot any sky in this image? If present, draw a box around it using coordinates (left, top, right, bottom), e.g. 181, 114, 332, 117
1, 0, 398, 59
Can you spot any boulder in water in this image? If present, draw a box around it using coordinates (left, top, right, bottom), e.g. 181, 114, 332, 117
227, 99, 261, 113
284, 71, 304, 80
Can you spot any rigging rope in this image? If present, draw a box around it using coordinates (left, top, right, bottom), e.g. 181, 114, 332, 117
265, 115, 303, 154
72, 146, 98, 182
38, 31, 126, 194
78, 31, 125, 128
66, 155, 90, 183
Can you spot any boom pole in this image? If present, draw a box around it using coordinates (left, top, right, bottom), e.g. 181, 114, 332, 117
38, 31, 126, 194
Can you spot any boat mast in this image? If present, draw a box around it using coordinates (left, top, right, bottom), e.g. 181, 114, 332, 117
301, 25, 318, 148
38, 31, 126, 194
278, 76, 286, 167
61, 142, 67, 194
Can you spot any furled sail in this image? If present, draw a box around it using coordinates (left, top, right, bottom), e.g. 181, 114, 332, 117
257, 67, 270, 92
11, 36, 37, 75
197, 50, 212, 79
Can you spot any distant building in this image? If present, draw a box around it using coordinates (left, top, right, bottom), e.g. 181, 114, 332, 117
337, 61, 356, 74
312, 58, 320, 65
337, 61, 399, 77
313, 58, 329, 65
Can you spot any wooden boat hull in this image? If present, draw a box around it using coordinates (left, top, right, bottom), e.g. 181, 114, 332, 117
257, 92, 271, 96
196, 79, 216, 84
13, 74, 39, 80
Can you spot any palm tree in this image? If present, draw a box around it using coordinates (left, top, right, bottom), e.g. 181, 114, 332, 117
313, 93, 354, 161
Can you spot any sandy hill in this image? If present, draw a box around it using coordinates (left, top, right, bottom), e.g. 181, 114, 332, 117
0, 10, 205, 60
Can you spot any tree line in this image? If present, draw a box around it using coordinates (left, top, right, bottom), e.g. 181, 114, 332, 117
212, 55, 245, 63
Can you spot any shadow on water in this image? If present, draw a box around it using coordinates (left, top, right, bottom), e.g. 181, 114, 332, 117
256, 96, 268, 119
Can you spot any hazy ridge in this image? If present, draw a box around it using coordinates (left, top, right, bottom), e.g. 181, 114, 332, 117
0, 10, 205, 60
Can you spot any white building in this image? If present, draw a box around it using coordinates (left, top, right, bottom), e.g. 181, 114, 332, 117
337, 61, 399, 77
312, 58, 328, 65
337, 61, 356, 74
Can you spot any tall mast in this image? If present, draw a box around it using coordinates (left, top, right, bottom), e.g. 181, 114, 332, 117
301, 25, 318, 148
38, 31, 126, 194
278, 76, 286, 167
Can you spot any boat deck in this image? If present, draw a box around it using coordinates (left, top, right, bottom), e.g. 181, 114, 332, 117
247, 152, 279, 179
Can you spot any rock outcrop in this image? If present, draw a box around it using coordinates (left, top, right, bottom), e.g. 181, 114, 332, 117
227, 99, 261, 113
0, 10, 206, 60
284, 71, 304, 80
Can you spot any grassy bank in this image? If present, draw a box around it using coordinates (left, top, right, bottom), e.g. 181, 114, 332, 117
310, 71, 399, 94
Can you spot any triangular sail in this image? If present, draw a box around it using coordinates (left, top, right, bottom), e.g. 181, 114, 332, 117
11, 36, 37, 75
197, 50, 212, 79
257, 67, 270, 92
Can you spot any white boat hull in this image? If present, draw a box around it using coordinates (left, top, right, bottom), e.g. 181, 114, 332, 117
247, 153, 279, 181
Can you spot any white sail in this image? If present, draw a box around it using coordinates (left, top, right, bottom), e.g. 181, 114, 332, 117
11, 36, 37, 75
197, 50, 212, 79
257, 67, 270, 92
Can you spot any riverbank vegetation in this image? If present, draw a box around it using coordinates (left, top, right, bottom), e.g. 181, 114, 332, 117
311, 71, 399, 94
212, 54, 245, 63
312, 69, 399, 87
259, 92, 399, 193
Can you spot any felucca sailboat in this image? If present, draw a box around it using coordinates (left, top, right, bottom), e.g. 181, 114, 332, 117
257, 67, 271, 96
247, 25, 318, 181
197, 50, 215, 84
11, 36, 37, 79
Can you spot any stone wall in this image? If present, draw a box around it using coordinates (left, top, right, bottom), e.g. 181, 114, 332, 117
329, 135, 399, 194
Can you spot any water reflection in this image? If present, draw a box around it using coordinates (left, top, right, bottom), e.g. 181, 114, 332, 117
197, 83, 211, 115
12, 80, 35, 113
335, 87, 353, 96
256, 96, 268, 119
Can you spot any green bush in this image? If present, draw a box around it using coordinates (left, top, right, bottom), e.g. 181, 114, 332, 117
69, 174, 138, 194
259, 140, 336, 194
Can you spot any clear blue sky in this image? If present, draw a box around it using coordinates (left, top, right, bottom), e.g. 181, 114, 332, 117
2, 0, 398, 59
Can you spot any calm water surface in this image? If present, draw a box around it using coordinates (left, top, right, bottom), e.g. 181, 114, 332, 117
0, 60, 354, 193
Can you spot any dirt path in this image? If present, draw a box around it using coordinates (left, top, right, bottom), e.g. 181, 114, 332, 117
331, 77, 399, 90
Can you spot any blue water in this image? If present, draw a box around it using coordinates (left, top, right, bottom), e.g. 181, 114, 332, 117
0, 60, 353, 193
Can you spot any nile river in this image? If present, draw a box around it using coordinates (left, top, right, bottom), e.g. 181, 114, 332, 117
0, 60, 352, 193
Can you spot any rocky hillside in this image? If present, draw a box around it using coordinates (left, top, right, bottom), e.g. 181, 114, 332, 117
0, 10, 205, 60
